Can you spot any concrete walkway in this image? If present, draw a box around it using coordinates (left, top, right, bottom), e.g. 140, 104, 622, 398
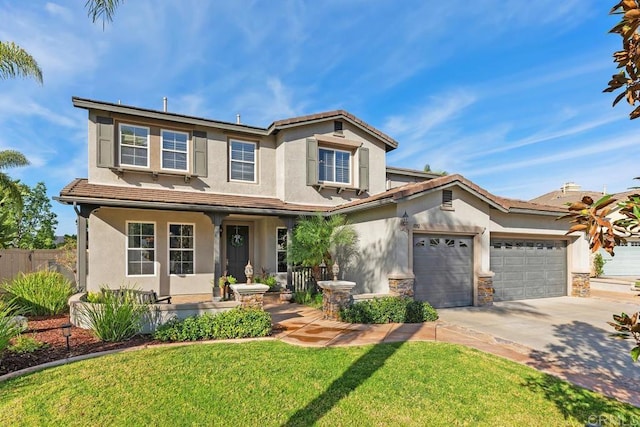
266, 293, 640, 407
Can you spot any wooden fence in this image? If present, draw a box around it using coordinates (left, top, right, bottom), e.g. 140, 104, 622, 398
291, 265, 329, 293
0, 249, 66, 283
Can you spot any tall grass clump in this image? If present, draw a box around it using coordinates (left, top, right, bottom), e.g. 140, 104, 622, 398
0, 302, 22, 356
2, 270, 74, 316
77, 287, 150, 342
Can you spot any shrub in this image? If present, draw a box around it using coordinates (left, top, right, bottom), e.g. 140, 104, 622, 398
293, 290, 323, 309
2, 270, 74, 316
8, 335, 48, 354
593, 253, 606, 277
340, 297, 438, 324
76, 287, 150, 342
153, 308, 272, 342
0, 302, 21, 355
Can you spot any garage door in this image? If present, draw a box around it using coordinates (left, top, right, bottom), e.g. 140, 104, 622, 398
413, 235, 473, 308
599, 242, 640, 276
491, 239, 567, 301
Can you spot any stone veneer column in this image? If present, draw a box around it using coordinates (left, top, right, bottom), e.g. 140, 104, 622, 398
387, 273, 415, 299
477, 272, 495, 306
317, 281, 356, 321
230, 284, 270, 309
571, 272, 591, 297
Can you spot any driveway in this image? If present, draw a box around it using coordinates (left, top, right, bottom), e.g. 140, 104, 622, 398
438, 296, 640, 406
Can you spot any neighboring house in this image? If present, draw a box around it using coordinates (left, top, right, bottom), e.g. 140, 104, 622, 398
532, 182, 640, 278
56, 97, 590, 308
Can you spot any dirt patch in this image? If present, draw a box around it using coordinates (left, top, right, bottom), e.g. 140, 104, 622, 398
0, 315, 156, 376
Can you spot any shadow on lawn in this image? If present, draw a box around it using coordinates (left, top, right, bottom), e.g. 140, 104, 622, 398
282, 341, 405, 427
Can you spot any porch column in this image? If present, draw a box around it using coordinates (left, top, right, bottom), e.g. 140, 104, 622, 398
73, 204, 96, 292
284, 217, 296, 289
207, 213, 227, 283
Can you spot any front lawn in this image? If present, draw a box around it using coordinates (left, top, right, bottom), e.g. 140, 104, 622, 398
1, 341, 638, 426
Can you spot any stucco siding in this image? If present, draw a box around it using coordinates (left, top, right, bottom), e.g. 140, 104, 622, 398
88, 208, 215, 295
86, 110, 279, 197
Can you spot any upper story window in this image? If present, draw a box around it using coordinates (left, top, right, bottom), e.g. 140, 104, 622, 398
229, 140, 256, 182
319, 148, 350, 185
119, 124, 149, 168
162, 130, 189, 171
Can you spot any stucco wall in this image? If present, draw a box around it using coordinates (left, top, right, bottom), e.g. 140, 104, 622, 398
87, 110, 279, 197
88, 207, 215, 295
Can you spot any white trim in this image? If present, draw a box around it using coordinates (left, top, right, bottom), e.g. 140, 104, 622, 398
276, 226, 287, 273
318, 146, 351, 185
125, 221, 156, 277
229, 139, 257, 183
167, 222, 196, 276
118, 123, 150, 169
160, 129, 190, 172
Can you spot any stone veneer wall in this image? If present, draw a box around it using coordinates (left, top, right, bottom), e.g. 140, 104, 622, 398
477, 273, 495, 306
233, 291, 265, 309
571, 272, 590, 297
322, 288, 352, 321
388, 274, 415, 299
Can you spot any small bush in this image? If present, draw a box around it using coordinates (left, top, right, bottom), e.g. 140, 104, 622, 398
340, 297, 438, 324
293, 290, 323, 309
2, 270, 74, 316
8, 335, 48, 354
153, 308, 272, 342
77, 287, 150, 342
593, 253, 606, 277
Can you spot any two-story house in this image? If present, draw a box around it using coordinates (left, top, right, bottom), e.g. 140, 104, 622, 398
57, 97, 591, 308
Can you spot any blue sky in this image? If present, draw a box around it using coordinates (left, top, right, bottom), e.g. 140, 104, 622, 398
0, 1, 637, 235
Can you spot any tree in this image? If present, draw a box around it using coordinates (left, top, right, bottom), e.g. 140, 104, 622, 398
1, 1, 122, 84
287, 213, 358, 280
0, 150, 29, 208
4, 181, 58, 249
423, 164, 447, 176
0, 42, 42, 83
605, 1, 640, 119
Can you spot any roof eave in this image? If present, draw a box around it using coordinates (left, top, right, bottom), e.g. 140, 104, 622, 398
54, 195, 316, 217
72, 97, 269, 136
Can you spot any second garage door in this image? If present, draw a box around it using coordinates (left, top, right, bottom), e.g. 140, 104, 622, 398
599, 242, 640, 276
491, 239, 567, 301
413, 235, 473, 308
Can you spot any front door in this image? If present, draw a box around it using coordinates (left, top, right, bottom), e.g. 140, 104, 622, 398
226, 225, 249, 281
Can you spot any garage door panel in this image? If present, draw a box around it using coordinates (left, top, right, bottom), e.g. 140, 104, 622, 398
491, 239, 567, 302
600, 243, 640, 276
413, 235, 473, 308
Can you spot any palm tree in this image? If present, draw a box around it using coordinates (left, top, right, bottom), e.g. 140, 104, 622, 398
1, 1, 122, 84
0, 150, 29, 207
0, 42, 42, 83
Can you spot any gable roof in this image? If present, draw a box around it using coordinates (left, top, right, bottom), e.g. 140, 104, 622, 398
268, 110, 398, 151
332, 174, 567, 216
58, 175, 567, 217
72, 97, 397, 150
531, 188, 640, 208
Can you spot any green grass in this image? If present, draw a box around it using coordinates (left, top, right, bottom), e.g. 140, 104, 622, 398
0, 341, 638, 426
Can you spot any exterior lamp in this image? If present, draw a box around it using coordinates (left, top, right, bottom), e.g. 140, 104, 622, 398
332, 261, 340, 281
400, 211, 409, 231
61, 322, 72, 351
245, 260, 253, 284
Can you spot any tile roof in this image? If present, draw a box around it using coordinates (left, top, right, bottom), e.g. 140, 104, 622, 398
59, 175, 566, 216
58, 179, 329, 214
531, 189, 640, 207
333, 174, 567, 214
269, 110, 398, 149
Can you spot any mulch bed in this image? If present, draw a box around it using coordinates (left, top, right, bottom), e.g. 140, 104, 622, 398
0, 315, 156, 376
